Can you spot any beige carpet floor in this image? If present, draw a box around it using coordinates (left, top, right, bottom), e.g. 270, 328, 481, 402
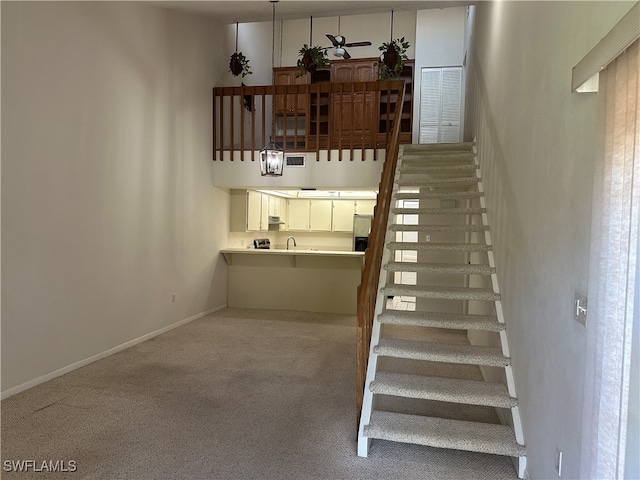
1, 308, 518, 479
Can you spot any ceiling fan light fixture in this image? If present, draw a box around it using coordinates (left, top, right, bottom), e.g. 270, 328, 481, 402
334, 47, 346, 57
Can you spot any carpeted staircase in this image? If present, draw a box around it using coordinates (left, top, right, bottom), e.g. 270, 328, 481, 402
357, 142, 526, 478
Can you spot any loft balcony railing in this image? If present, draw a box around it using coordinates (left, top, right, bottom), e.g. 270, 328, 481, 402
213, 80, 407, 162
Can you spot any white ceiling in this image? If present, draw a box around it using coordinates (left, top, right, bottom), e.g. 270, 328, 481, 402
148, 0, 474, 24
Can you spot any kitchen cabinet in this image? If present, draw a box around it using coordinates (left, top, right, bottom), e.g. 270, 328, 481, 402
332, 200, 356, 232
268, 195, 284, 218
246, 191, 269, 232
286, 199, 310, 231
309, 200, 332, 232
230, 190, 274, 232
355, 199, 376, 216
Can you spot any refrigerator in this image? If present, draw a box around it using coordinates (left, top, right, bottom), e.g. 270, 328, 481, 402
353, 214, 373, 252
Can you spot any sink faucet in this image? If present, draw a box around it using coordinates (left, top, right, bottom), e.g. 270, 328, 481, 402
286, 236, 297, 250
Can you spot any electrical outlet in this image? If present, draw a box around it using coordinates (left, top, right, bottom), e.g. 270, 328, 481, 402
555, 447, 563, 477
172, 293, 176, 303
425, 234, 431, 242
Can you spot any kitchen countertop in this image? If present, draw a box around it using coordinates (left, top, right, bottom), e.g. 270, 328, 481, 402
220, 248, 365, 266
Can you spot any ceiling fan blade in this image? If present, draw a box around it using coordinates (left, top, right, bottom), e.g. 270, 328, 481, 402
326, 34, 339, 47
344, 41, 372, 48
342, 49, 351, 60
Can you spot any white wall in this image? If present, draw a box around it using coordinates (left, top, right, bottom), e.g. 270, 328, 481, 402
216, 11, 416, 81
1, 2, 228, 394
465, 1, 636, 478
279, 12, 416, 68
413, 7, 467, 141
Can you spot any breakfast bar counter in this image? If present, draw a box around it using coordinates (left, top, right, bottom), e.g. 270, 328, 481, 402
220, 248, 364, 314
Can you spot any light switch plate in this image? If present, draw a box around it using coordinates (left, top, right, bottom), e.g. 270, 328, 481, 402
574, 293, 588, 326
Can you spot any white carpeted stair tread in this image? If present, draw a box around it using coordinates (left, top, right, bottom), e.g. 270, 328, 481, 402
374, 338, 510, 367
400, 164, 477, 174
394, 191, 483, 200
402, 142, 474, 152
370, 372, 517, 408
389, 224, 489, 233
392, 207, 486, 215
364, 411, 526, 457
396, 176, 479, 187
382, 284, 500, 301
384, 261, 495, 275
387, 241, 492, 252
378, 310, 504, 332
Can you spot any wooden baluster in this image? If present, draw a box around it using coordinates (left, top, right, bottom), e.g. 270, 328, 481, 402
315, 86, 320, 160
293, 84, 298, 150
261, 89, 266, 161
219, 92, 225, 161
230, 92, 235, 161
212, 89, 217, 161
350, 82, 355, 160
338, 83, 343, 162
240, 86, 245, 161
361, 82, 367, 160
250, 87, 255, 159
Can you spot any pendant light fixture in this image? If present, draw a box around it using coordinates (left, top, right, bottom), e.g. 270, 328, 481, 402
260, 0, 284, 177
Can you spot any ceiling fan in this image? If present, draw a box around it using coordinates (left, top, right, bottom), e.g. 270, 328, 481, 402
324, 17, 371, 60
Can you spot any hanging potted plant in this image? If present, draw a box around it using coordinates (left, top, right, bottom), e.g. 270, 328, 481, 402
229, 51, 252, 78
378, 37, 410, 80
229, 22, 252, 78
296, 44, 330, 77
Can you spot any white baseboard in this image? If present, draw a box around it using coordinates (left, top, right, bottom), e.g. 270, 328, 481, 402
1, 304, 227, 400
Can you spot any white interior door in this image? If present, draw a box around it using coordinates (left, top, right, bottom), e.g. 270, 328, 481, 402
419, 67, 462, 144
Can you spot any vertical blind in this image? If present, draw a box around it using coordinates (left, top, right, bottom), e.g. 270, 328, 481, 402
583, 38, 639, 479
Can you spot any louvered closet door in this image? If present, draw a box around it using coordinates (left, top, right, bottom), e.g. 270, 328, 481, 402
419, 67, 462, 143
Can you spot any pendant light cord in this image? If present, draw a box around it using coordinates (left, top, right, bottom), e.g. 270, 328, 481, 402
270, 1, 277, 139
235, 22, 239, 51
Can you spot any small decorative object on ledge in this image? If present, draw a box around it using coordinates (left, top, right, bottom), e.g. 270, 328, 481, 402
229, 22, 252, 78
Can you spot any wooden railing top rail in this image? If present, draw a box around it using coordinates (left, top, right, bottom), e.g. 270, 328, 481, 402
355, 83, 405, 416
213, 80, 405, 97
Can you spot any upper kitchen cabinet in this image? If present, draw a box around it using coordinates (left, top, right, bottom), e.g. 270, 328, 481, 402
286, 199, 311, 231
332, 200, 356, 232
355, 199, 376, 216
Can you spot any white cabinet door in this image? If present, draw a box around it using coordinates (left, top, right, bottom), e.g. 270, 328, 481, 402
419, 66, 462, 144
260, 193, 269, 231
355, 199, 376, 216
287, 199, 310, 231
332, 200, 356, 232
246, 190, 262, 231
309, 200, 332, 231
